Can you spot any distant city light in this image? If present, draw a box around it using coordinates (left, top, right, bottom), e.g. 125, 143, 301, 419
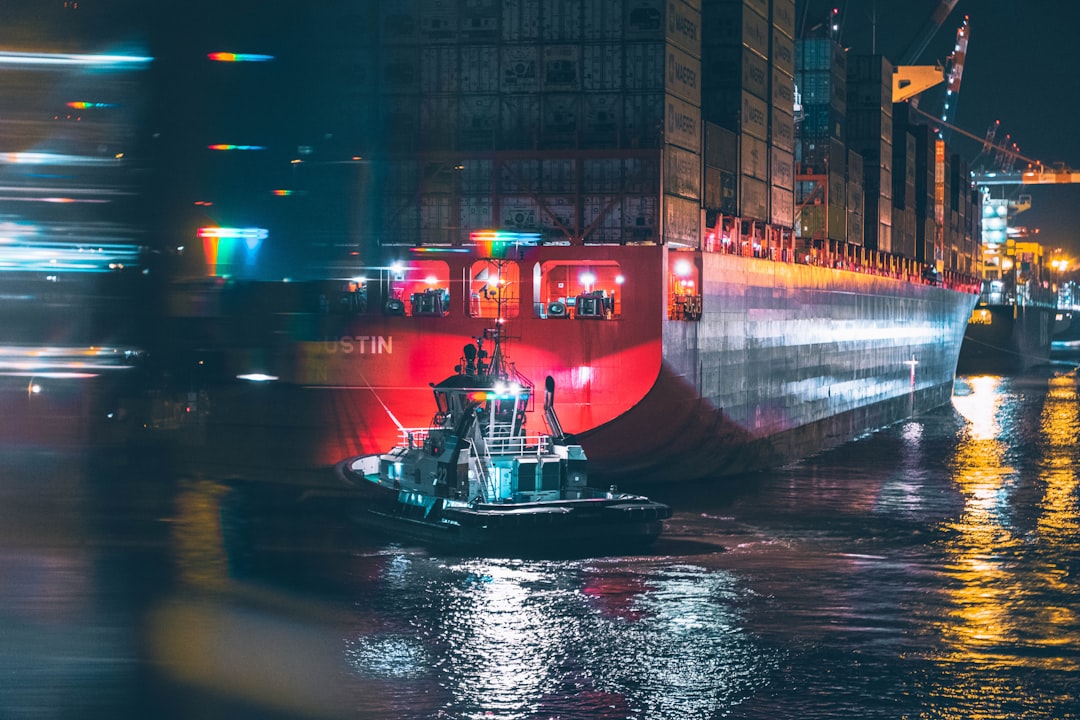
208, 52, 274, 63
236, 373, 278, 382
208, 144, 265, 151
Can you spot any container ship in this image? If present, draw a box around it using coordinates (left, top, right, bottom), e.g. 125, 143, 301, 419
159, 0, 981, 484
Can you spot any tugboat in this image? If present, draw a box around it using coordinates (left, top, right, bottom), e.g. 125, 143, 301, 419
336, 327, 671, 554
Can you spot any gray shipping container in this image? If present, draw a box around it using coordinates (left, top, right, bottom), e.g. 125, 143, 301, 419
625, 42, 666, 91
421, 46, 459, 93
501, 46, 540, 93
503, 0, 541, 42
664, 145, 702, 201
420, 1, 457, 43
461, 0, 499, 41
458, 95, 499, 150
625, 195, 660, 243
499, 95, 541, 148
666, 1, 702, 57
663, 193, 701, 247
626, 0, 665, 39
541, 94, 581, 140
665, 94, 702, 153
380, 0, 420, 44
706, 121, 738, 170
542, 45, 582, 91
542, 0, 583, 41
741, 134, 768, 180
625, 93, 665, 147
583, 44, 624, 91
380, 47, 421, 93
666, 45, 701, 104
421, 95, 457, 146
582, 94, 622, 146
582, 194, 624, 243
740, 174, 768, 222
460, 46, 499, 93
583, 0, 625, 41
459, 195, 494, 236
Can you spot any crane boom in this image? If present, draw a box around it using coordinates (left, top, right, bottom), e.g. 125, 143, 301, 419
900, 0, 961, 65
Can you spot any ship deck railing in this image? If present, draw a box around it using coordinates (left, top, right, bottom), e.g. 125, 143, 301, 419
400, 427, 554, 456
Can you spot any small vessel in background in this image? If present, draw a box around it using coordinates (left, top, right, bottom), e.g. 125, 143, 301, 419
336, 327, 671, 555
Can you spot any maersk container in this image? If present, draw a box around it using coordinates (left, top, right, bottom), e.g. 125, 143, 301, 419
541, 0, 585, 41
772, 27, 794, 77
625, 42, 666, 91
460, 46, 499, 93
770, 106, 794, 153
503, 0, 541, 42
420, 46, 459, 94
741, 134, 768, 181
771, 146, 794, 190
665, 94, 701, 153
665, 44, 701, 105
583, 44, 624, 92
772, 66, 794, 115
664, 145, 702, 201
703, 44, 767, 98
665, 1, 701, 57
701, 1, 766, 58
705, 121, 737, 170
739, 173, 768, 222
583, 0, 625, 41
663, 193, 701, 247
499, 95, 540, 149
772, 0, 796, 39
770, 184, 793, 228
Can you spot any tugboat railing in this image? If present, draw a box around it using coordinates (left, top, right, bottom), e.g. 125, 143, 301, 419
399, 428, 554, 456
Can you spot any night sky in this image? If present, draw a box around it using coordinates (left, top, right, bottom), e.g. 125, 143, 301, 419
805, 0, 1080, 258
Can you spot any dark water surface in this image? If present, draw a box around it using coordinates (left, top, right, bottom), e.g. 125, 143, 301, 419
2, 369, 1078, 719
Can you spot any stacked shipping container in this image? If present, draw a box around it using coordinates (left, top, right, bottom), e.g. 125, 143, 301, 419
846, 54, 894, 252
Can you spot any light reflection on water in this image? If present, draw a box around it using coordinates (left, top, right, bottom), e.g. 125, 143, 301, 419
1, 370, 1079, 718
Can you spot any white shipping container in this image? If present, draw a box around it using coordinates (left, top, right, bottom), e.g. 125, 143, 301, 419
420, 195, 453, 236
537, 195, 577, 236
583, 0, 624, 40
458, 95, 499, 148
740, 134, 768, 180
770, 105, 794, 152
741, 91, 768, 140
420, 46, 459, 93
665, 45, 701, 104
623, 155, 662, 194
381, 95, 421, 144
624, 93, 664, 147
541, 159, 577, 194
501, 46, 540, 93
419, 1, 457, 43
380, 47, 421, 93
542, 0, 583, 41
663, 193, 701, 247
499, 95, 541, 148
770, 184, 794, 228
459, 196, 494, 235
459, 160, 494, 195
502, 0, 540, 42
500, 197, 541, 230
583, 44, 623, 91
541, 94, 580, 138
771, 146, 794, 190
380, 0, 419, 44
582, 195, 624, 243
461, 0, 499, 41
499, 160, 541, 193
582, 94, 622, 144
625, 0, 665, 40
625, 195, 660, 243
460, 46, 499, 93
625, 42, 665, 91
420, 95, 457, 145
664, 93, 701, 153
583, 158, 625, 193
665, 1, 701, 57
542, 45, 581, 91
772, 28, 795, 77
664, 145, 702, 201
382, 194, 420, 245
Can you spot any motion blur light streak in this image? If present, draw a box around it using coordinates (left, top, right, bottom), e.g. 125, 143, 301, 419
0, 51, 151, 67
0, 152, 124, 166
207, 52, 274, 62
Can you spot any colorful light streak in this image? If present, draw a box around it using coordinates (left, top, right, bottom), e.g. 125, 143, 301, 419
0, 240, 142, 272
66, 101, 116, 109
207, 144, 265, 151
0, 152, 123, 166
208, 52, 274, 63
